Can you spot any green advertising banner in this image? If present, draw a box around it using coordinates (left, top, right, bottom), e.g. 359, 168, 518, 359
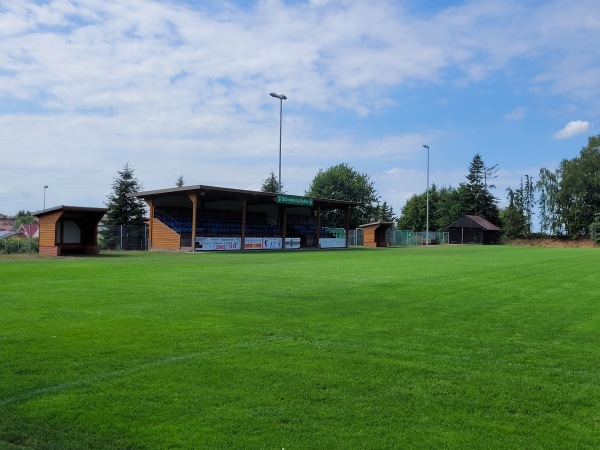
276, 194, 313, 206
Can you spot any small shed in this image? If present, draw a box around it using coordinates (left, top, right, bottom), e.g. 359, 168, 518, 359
360, 221, 394, 247
448, 215, 500, 245
34, 206, 107, 256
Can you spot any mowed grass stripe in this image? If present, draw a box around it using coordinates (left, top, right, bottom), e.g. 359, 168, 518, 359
0, 246, 599, 449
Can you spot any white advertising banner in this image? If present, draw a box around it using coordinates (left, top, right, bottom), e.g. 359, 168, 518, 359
195, 237, 306, 251
262, 238, 283, 249
319, 238, 346, 248
244, 237, 263, 250
285, 237, 301, 249
195, 237, 241, 251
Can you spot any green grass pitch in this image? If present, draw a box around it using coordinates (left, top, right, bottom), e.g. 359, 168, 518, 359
1, 246, 599, 449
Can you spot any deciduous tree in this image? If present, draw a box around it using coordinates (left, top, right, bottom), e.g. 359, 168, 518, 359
306, 163, 379, 228
14, 210, 35, 230
555, 135, 600, 236
537, 167, 562, 235
500, 187, 527, 238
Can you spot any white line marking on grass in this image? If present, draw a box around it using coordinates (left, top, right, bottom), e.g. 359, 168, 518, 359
1, 337, 302, 406
3, 335, 594, 406
0, 345, 240, 407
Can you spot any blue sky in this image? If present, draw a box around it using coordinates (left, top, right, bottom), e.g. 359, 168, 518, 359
1, 0, 598, 227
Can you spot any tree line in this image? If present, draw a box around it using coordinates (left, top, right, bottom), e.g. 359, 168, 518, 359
506, 135, 600, 239
101, 134, 600, 249
398, 134, 600, 241
397, 153, 501, 232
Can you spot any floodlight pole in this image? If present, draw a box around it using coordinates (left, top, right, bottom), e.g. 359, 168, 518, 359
423, 145, 430, 245
270, 92, 287, 194
44, 185, 48, 210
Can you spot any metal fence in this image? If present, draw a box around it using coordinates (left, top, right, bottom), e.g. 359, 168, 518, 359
347, 228, 449, 246
325, 228, 347, 239
345, 228, 360, 246
100, 224, 149, 250
393, 230, 449, 246
0, 237, 39, 254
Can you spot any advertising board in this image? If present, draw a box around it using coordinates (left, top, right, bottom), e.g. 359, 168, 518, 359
319, 238, 346, 248
195, 237, 304, 251
195, 237, 241, 251
244, 237, 263, 250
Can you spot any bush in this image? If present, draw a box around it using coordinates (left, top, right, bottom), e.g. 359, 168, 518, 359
0, 237, 38, 254
590, 221, 600, 244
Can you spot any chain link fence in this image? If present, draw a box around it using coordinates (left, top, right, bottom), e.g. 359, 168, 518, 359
393, 230, 449, 246
0, 237, 39, 254
347, 229, 449, 246
100, 224, 149, 251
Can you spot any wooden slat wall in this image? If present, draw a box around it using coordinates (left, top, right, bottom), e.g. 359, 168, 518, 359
38, 211, 63, 247
151, 218, 181, 249
363, 227, 376, 245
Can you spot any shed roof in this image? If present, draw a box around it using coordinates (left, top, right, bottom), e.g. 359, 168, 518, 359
359, 221, 394, 228
33, 206, 108, 217
448, 215, 500, 231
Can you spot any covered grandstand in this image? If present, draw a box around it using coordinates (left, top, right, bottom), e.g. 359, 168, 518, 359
130, 185, 360, 251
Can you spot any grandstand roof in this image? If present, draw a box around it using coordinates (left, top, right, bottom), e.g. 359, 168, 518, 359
130, 185, 361, 210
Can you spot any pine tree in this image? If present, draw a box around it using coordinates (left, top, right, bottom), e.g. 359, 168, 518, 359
465, 154, 500, 225
371, 201, 395, 222
261, 171, 281, 193
101, 163, 147, 250
176, 173, 185, 187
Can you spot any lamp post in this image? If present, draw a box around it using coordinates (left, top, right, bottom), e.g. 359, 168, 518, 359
422, 145, 430, 245
269, 92, 287, 193
44, 185, 48, 210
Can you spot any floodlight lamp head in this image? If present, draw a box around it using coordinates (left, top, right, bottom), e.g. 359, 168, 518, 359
423, 144, 429, 149
270, 92, 287, 100
270, 92, 278, 98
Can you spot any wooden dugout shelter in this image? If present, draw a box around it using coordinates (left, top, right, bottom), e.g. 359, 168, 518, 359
130, 185, 360, 252
360, 221, 394, 247
34, 206, 108, 256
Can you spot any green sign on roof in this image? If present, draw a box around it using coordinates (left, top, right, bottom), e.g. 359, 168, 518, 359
276, 194, 313, 206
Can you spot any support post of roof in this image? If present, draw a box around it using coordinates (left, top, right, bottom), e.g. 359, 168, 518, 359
344, 206, 351, 248
315, 204, 321, 250
145, 199, 154, 251
189, 193, 198, 252
240, 197, 247, 251
282, 206, 287, 248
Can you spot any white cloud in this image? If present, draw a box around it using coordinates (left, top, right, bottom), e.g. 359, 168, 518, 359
554, 120, 590, 139
504, 107, 527, 120
0, 0, 599, 218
